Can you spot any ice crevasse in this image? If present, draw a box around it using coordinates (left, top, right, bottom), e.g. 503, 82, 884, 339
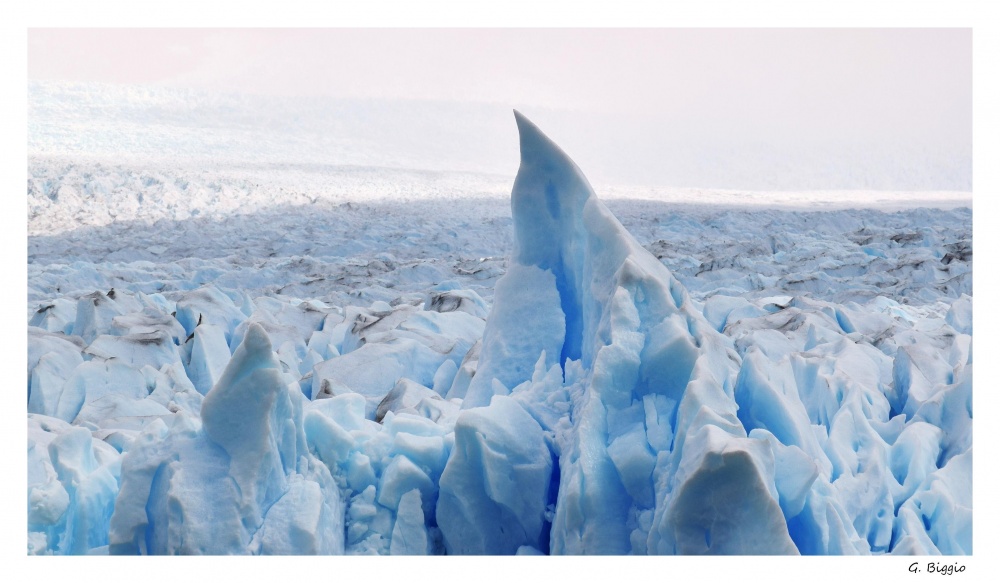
26, 112, 971, 555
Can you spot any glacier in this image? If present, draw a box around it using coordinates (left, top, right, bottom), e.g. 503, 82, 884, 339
26, 111, 971, 555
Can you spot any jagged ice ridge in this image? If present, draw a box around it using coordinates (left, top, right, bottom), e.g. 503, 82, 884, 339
27, 113, 971, 555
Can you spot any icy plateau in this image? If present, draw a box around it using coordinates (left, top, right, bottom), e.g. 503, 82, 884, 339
27, 110, 971, 556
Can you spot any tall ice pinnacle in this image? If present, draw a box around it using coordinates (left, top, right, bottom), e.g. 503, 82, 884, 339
458, 111, 799, 554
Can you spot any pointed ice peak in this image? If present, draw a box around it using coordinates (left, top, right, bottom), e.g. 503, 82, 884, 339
200, 321, 297, 530
513, 110, 583, 177
206, 323, 279, 399
242, 321, 273, 356
201, 322, 283, 443
509, 111, 596, 273
467, 113, 654, 406
511, 111, 594, 209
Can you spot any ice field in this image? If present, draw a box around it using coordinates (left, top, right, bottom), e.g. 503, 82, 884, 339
26, 82, 972, 555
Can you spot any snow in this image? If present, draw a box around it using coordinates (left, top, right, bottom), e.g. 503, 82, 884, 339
25, 87, 972, 556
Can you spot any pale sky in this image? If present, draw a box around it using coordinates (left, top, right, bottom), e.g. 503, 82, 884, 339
27, 28, 972, 190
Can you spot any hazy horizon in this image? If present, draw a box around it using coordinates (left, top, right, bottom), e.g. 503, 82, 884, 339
27, 28, 972, 191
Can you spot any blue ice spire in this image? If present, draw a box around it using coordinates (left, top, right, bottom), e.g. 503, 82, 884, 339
459, 111, 798, 555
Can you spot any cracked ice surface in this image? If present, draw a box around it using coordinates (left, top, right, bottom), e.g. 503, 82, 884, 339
27, 109, 970, 555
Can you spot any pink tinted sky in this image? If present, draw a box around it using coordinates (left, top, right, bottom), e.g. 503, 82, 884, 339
28, 28, 971, 145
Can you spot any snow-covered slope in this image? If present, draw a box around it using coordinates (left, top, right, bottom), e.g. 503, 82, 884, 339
27, 111, 971, 555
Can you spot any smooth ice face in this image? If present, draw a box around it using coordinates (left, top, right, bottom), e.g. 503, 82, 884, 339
463, 264, 564, 408
437, 396, 554, 554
